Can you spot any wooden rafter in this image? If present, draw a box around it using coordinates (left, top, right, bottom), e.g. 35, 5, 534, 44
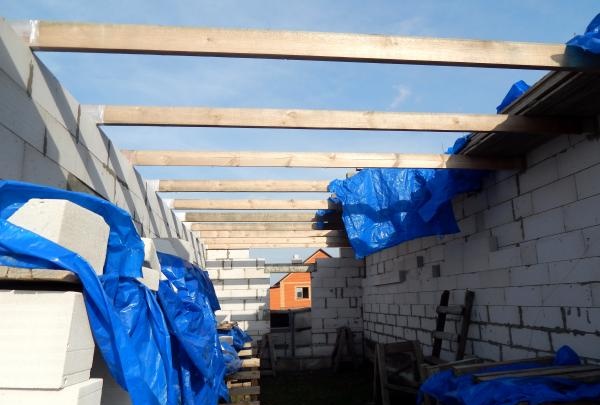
157, 179, 330, 192
202, 237, 348, 244
194, 230, 345, 238
190, 222, 343, 231
123, 150, 522, 170
184, 212, 340, 223
206, 242, 349, 249
95, 106, 582, 135
172, 199, 336, 210
17, 21, 598, 71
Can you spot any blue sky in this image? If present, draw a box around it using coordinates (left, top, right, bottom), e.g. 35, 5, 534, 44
1, 1, 598, 265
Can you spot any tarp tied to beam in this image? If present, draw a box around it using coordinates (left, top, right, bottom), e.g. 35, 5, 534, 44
328, 137, 487, 259
496, 80, 530, 113
567, 13, 600, 54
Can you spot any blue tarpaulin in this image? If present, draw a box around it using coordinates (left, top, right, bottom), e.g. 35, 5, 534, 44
496, 80, 530, 113
157, 252, 228, 404
567, 13, 600, 54
0, 180, 227, 405
328, 137, 487, 259
0, 180, 168, 405
419, 346, 600, 405
218, 325, 253, 352
221, 341, 243, 376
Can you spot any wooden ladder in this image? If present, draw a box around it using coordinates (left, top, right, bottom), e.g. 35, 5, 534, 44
426, 289, 475, 364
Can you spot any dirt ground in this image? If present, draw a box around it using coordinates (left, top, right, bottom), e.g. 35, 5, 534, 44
261, 365, 417, 405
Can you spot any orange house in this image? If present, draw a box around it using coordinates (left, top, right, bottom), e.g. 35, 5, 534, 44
269, 249, 331, 310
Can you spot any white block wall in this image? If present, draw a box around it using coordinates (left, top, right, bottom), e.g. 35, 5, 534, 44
0, 19, 203, 258
310, 250, 365, 358
363, 134, 600, 363
206, 259, 270, 340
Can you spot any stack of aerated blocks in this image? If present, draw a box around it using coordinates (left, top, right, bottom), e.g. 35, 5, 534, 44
206, 251, 270, 340
0, 199, 110, 404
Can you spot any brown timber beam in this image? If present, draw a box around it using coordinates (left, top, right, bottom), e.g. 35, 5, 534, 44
16, 21, 598, 71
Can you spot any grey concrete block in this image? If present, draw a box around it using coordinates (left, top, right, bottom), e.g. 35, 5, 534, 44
513, 194, 533, 219
523, 208, 565, 240
537, 230, 585, 263
0, 124, 25, 180
575, 163, 600, 199
520, 158, 558, 194
510, 328, 551, 351
0, 72, 45, 151
8, 198, 109, 275
521, 306, 564, 329
531, 176, 577, 214
564, 193, 600, 232
0, 19, 34, 90
557, 136, 600, 178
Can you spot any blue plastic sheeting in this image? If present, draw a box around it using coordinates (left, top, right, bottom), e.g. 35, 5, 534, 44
157, 252, 228, 404
496, 80, 530, 113
328, 137, 486, 259
221, 341, 243, 375
157, 251, 220, 312
567, 13, 600, 54
0, 181, 169, 405
219, 325, 253, 351
419, 346, 600, 405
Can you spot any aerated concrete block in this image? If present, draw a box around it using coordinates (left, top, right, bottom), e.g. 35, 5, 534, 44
8, 199, 109, 275
90, 349, 130, 405
0, 378, 103, 405
154, 238, 198, 264
0, 290, 95, 389
141, 238, 161, 270
137, 267, 160, 291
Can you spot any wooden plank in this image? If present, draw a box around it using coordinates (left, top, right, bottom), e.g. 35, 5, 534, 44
100, 106, 582, 135
0, 266, 79, 284
223, 402, 259, 405
172, 199, 337, 210
453, 356, 554, 376
264, 264, 315, 273
191, 222, 343, 231
475, 365, 600, 382
238, 349, 253, 357
194, 230, 345, 238
241, 358, 261, 368
184, 212, 340, 223
207, 242, 350, 249
158, 179, 330, 192
228, 370, 260, 380
436, 305, 464, 315
123, 150, 523, 170
20, 21, 598, 71
202, 237, 348, 244
432, 331, 458, 342
229, 385, 260, 396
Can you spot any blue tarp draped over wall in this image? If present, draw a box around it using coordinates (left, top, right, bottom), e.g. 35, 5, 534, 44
0, 180, 227, 405
567, 13, 600, 54
496, 80, 530, 113
157, 252, 228, 404
218, 325, 253, 351
328, 138, 487, 259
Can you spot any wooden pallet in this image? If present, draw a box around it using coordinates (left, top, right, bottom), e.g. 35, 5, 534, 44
225, 342, 261, 405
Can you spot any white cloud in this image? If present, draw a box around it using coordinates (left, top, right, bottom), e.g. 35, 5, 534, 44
389, 84, 412, 109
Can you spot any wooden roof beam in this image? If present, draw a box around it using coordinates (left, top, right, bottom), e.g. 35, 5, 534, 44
194, 230, 345, 238
123, 150, 522, 170
15, 21, 599, 71
156, 179, 331, 192
171, 199, 337, 210
91, 106, 583, 135
184, 212, 340, 223
190, 222, 343, 231
206, 243, 350, 249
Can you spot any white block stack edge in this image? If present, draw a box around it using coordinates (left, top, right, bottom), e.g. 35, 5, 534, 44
153, 238, 198, 265
0, 378, 103, 405
90, 350, 131, 405
7, 199, 110, 275
141, 238, 160, 270
0, 290, 102, 404
138, 267, 160, 291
